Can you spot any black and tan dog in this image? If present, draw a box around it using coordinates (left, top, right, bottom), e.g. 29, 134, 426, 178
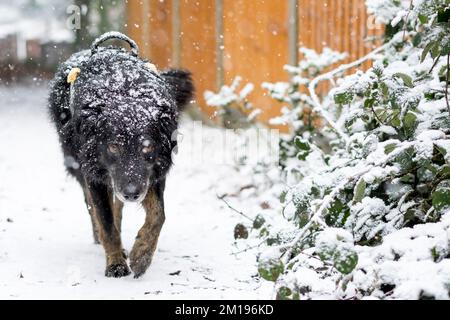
49, 32, 194, 278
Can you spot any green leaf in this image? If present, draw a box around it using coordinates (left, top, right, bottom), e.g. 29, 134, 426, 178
277, 286, 300, 300
430, 115, 450, 131
384, 143, 398, 154
392, 146, 416, 173
412, 33, 422, 47
325, 198, 350, 227
334, 92, 354, 105
364, 98, 375, 110
280, 190, 287, 204
253, 214, 266, 229
259, 227, 269, 237
403, 112, 417, 128
277, 287, 292, 300
393, 73, 414, 88
431, 42, 441, 59
294, 137, 311, 151
432, 180, 450, 213
431, 247, 440, 262
295, 137, 311, 160
437, 164, 450, 179
267, 237, 280, 246
403, 112, 417, 137
333, 250, 359, 275
400, 173, 415, 184
258, 259, 284, 282
316, 230, 359, 275
437, 8, 450, 23
390, 114, 401, 127
421, 41, 437, 63
435, 143, 448, 158
380, 82, 389, 97
353, 179, 366, 203
417, 164, 436, 182
418, 14, 428, 24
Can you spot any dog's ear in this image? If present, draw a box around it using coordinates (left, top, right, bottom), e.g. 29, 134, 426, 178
160, 69, 195, 111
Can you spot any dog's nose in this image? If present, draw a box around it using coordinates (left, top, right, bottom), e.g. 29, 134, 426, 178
123, 183, 141, 201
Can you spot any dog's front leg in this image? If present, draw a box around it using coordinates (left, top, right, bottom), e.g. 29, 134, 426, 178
130, 180, 166, 278
85, 179, 130, 278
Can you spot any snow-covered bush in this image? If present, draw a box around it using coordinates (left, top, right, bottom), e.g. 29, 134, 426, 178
265, 47, 346, 176
204, 76, 260, 128
224, 0, 450, 299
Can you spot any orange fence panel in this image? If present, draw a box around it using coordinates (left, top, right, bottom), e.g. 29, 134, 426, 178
222, 0, 289, 124
126, 0, 385, 125
179, 0, 217, 117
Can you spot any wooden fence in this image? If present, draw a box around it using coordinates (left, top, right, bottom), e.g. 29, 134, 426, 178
126, 0, 384, 125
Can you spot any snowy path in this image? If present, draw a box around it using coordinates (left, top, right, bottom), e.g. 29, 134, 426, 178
0, 84, 271, 299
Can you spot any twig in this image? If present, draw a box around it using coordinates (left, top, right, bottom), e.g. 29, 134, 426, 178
386, 110, 401, 125
397, 190, 414, 214
429, 56, 440, 74
424, 207, 435, 222
231, 239, 266, 255
370, 104, 385, 125
446, 54, 450, 116
217, 194, 253, 221
402, 0, 414, 41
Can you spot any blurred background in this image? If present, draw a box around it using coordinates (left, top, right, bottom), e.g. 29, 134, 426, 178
0, 0, 384, 126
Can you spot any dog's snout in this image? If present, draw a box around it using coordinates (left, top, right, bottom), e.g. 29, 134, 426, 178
122, 183, 142, 201
111, 170, 149, 203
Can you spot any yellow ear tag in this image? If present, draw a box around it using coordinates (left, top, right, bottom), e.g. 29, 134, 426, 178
67, 67, 81, 84
145, 62, 158, 73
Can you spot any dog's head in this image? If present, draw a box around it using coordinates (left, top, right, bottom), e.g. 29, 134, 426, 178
71, 49, 194, 202
99, 120, 166, 203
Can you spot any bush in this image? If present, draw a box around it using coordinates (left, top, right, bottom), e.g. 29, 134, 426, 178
209, 0, 450, 299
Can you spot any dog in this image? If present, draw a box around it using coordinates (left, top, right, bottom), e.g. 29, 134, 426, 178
48, 32, 194, 278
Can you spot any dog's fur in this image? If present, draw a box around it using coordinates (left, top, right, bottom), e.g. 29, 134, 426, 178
48, 33, 194, 278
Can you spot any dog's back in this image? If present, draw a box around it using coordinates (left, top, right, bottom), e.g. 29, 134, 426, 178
49, 46, 174, 142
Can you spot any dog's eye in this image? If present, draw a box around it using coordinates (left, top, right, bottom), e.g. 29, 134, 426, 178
142, 146, 153, 154
108, 144, 120, 154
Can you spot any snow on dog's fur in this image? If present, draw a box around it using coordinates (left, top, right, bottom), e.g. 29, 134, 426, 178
48, 32, 194, 278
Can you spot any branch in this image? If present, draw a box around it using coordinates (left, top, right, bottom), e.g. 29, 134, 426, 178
429, 55, 441, 74
402, 0, 414, 41
217, 194, 253, 221
446, 54, 450, 116
307, 34, 404, 146
231, 239, 266, 255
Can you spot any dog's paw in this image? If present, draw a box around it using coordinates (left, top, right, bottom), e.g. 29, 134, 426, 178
129, 248, 153, 278
130, 255, 152, 278
105, 263, 131, 278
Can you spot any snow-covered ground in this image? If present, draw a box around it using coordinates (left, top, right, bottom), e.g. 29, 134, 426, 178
0, 84, 272, 299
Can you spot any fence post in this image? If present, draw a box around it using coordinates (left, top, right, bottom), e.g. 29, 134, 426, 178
215, 0, 224, 90
288, 0, 298, 66
141, 0, 150, 58
172, 0, 181, 67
